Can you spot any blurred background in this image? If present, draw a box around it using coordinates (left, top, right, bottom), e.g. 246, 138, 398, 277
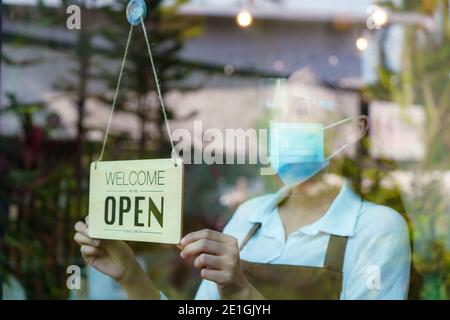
1, 0, 450, 299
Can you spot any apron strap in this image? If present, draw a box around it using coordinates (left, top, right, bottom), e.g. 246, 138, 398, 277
323, 235, 348, 273
239, 223, 262, 251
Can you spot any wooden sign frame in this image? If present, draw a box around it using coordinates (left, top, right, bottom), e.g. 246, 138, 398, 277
88, 158, 184, 244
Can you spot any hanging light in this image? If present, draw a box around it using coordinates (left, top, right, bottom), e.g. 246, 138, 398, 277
366, 5, 389, 29
236, 10, 253, 28
356, 37, 368, 51
372, 7, 388, 27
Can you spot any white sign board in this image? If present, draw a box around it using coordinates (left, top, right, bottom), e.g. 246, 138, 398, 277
88, 158, 183, 244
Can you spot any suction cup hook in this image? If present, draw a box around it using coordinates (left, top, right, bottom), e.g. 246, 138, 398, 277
126, 0, 147, 26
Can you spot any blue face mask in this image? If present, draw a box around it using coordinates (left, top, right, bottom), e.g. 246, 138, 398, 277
269, 119, 353, 187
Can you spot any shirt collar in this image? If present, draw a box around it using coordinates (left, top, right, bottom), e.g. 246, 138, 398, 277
248, 181, 362, 237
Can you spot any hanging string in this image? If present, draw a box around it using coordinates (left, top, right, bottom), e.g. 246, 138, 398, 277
140, 15, 177, 158
96, 15, 178, 168
96, 25, 134, 166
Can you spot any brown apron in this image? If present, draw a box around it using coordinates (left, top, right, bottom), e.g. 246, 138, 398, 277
239, 223, 348, 300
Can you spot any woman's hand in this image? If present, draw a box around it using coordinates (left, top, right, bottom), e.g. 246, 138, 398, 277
180, 229, 264, 299
74, 217, 137, 282
74, 216, 160, 299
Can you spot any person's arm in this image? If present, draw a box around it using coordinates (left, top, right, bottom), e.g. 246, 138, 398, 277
192, 196, 272, 300
117, 260, 160, 299
180, 229, 265, 300
341, 208, 411, 300
74, 218, 160, 300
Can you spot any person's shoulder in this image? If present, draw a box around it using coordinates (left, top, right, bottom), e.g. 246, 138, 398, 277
355, 200, 409, 238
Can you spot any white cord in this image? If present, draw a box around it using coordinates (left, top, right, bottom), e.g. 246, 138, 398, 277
96, 25, 134, 167
140, 15, 177, 157
95, 17, 179, 168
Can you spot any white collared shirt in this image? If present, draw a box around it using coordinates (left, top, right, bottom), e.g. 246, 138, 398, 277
194, 182, 411, 300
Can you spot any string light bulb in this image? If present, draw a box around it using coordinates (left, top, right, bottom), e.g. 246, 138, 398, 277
372, 7, 388, 27
356, 37, 368, 51
236, 10, 253, 28
366, 5, 389, 29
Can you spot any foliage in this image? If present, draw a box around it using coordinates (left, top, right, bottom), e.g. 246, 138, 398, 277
364, 0, 450, 299
1, 0, 202, 299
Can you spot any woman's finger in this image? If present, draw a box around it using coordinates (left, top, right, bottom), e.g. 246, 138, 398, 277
80, 245, 104, 258
194, 254, 223, 270
200, 268, 229, 286
181, 238, 225, 258
74, 221, 89, 236
80, 246, 104, 265
180, 229, 227, 246
85, 215, 89, 227
74, 232, 100, 247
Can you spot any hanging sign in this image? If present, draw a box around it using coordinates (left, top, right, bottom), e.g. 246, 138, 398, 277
88, 158, 183, 244
87, 1, 184, 244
